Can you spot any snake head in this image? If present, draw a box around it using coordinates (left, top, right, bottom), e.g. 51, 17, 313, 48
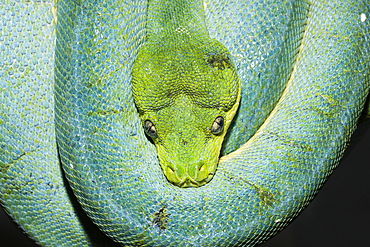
132, 37, 240, 188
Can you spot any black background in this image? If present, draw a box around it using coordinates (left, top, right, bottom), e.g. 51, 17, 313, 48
1, 123, 369, 247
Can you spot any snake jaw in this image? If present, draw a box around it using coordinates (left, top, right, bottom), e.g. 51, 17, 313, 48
166, 166, 211, 188
157, 146, 218, 188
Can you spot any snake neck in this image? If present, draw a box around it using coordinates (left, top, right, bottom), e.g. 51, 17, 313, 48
146, 0, 208, 43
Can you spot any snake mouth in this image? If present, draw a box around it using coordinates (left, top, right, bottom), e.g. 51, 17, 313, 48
155, 137, 221, 188
177, 172, 215, 188
163, 163, 216, 188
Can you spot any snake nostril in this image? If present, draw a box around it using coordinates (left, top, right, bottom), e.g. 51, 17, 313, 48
167, 166, 175, 173
198, 163, 205, 172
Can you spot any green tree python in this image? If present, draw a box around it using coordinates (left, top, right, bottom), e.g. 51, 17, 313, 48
0, 0, 369, 246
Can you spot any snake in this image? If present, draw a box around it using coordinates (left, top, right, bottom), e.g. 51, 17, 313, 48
0, 0, 369, 246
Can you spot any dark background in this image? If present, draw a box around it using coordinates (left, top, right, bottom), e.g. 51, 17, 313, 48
1, 123, 369, 247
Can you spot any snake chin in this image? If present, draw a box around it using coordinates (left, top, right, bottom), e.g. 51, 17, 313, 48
172, 173, 214, 188
164, 165, 215, 188
158, 150, 218, 188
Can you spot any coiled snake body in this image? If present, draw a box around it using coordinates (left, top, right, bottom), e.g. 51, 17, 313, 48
0, 0, 369, 246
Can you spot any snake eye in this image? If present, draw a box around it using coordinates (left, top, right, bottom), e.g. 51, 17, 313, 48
144, 120, 157, 138
211, 116, 224, 135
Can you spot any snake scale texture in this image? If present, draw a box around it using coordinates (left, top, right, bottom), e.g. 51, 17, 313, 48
1, 0, 369, 246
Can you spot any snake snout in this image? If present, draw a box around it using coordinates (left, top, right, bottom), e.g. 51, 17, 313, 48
161, 157, 216, 188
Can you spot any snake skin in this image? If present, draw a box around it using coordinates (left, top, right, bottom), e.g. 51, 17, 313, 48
1, 0, 369, 246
